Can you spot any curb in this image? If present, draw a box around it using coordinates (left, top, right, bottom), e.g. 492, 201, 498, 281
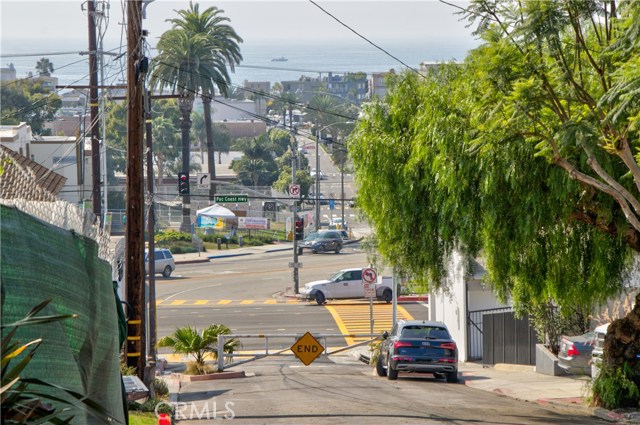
207, 252, 253, 259
175, 258, 210, 265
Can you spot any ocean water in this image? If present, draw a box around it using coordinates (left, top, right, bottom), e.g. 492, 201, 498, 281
1, 37, 477, 90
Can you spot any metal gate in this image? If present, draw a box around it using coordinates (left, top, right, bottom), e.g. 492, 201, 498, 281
467, 307, 513, 361
483, 311, 537, 366
217, 333, 380, 371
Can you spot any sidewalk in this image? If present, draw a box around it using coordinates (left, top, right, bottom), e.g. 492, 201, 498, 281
352, 346, 640, 423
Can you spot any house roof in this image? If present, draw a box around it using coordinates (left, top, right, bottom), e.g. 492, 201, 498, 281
0, 145, 67, 200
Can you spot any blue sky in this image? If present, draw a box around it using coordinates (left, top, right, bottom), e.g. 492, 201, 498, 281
1, 1, 476, 46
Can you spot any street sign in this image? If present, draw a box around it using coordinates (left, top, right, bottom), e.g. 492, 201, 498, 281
215, 195, 248, 203
197, 173, 210, 189
289, 184, 301, 197
288, 262, 303, 268
362, 267, 377, 284
290, 332, 324, 366
363, 282, 376, 298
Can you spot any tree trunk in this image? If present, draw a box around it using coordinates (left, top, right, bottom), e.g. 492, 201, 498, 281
602, 291, 640, 402
178, 95, 193, 233
203, 96, 216, 202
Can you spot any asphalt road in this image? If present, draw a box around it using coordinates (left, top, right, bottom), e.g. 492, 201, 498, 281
173, 356, 607, 425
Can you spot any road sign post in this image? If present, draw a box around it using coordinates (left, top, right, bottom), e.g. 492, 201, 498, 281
362, 268, 377, 338
291, 332, 324, 366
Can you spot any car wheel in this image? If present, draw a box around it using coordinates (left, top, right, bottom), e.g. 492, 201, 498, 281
376, 355, 387, 377
382, 288, 392, 303
317, 245, 325, 253
315, 291, 326, 305
446, 371, 458, 383
335, 245, 341, 254
311, 248, 318, 254
433, 373, 445, 380
387, 356, 398, 380
162, 266, 172, 278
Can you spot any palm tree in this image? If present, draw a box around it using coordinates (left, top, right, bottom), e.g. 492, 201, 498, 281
150, 29, 229, 231
35, 58, 54, 77
158, 324, 239, 374
168, 2, 243, 202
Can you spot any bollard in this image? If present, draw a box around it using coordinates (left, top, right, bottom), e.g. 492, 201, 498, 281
239, 236, 244, 247
158, 413, 171, 425
217, 238, 222, 250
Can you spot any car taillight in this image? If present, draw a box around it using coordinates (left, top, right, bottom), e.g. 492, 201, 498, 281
394, 341, 412, 349
567, 344, 580, 357
440, 342, 456, 350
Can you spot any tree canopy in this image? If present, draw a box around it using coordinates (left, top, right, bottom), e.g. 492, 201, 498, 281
0, 80, 61, 135
350, 0, 640, 312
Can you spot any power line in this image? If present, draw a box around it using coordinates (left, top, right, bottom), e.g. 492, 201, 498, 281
307, 0, 424, 78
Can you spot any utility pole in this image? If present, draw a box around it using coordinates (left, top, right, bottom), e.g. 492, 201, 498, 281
124, 0, 146, 379
87, 0, 101, 219
315, 120, 320, 231
144, 90, 157, 391
291, 135, 299, 294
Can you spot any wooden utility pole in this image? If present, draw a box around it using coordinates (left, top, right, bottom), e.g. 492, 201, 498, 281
125, 0, 146, 379
87, 0, 101, 218
145, 90, 158, 390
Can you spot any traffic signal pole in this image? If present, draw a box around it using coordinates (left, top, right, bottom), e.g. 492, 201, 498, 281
291, 135, 299, 294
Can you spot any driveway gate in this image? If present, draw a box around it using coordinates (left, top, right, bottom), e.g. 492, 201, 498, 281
217, 333, 380, 371
467, 307, 513, 361
482, 311, 537, 366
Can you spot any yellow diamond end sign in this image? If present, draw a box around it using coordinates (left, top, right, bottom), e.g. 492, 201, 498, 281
291, 332, 324, 366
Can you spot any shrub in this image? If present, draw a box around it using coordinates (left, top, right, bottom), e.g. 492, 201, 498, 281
128, 397, 172, 414
591, 362, 640, 409
155, 230, 191, 243
153, 378, 169, 398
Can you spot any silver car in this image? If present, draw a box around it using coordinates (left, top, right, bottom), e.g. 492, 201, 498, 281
145, 248, 176, 278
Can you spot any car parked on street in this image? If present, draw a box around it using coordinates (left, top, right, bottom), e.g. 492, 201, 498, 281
591, 323, 610, 379
377, 320, 458, 382
298, 267, 393, 305
145, 248, 175, 278
558, 330, 596, 375
302, 230, 343, 254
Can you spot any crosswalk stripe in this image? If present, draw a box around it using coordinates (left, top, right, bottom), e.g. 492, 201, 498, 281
324, 304, 414, 345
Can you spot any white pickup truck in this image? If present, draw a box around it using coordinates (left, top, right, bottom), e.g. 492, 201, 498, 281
298, 267, 393, 305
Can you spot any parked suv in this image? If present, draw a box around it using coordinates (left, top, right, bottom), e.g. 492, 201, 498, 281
377, 320, 458, 382
145, 248, 175, 278
302, 230, 343, 254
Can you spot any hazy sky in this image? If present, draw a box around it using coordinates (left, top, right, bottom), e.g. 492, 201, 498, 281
1, 0, 476, 46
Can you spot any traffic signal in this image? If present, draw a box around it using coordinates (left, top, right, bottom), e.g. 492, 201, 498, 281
178, 172, 190, 195
294, 218, 304, 240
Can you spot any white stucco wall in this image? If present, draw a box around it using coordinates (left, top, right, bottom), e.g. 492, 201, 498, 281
429, 250, 469, 361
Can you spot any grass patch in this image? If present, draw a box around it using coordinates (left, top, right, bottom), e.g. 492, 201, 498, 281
129, 412, 158, 425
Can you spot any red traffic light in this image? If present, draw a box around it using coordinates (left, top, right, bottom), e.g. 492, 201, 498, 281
180, 174, 188, 181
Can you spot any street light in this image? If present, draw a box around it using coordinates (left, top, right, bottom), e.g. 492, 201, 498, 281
314, 121, 353, 232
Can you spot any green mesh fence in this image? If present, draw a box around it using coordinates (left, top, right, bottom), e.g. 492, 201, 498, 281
1, 205, 126, 424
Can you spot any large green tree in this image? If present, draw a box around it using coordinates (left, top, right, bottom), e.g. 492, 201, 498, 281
0, 80, 61, 135
231, 135, 278, 187
166, 2, 242, 203
350, 0, 639, 406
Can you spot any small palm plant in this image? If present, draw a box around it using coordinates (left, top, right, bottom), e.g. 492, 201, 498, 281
158, 324, 239, 375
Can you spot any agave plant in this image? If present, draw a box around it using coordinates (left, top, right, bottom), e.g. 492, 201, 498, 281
1, 300, 113, 424
158, 324, 240, 374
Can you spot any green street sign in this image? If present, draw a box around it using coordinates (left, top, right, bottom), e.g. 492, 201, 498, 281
215, 195, 248, 203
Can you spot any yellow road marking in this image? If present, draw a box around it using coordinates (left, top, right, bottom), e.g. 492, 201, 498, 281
240, 300, 255, 305
218, 300, 232, 305
324, 304, 414, 345
263, 299, 277, 304
194, 300, 208, 305
170, 300, 186, 305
